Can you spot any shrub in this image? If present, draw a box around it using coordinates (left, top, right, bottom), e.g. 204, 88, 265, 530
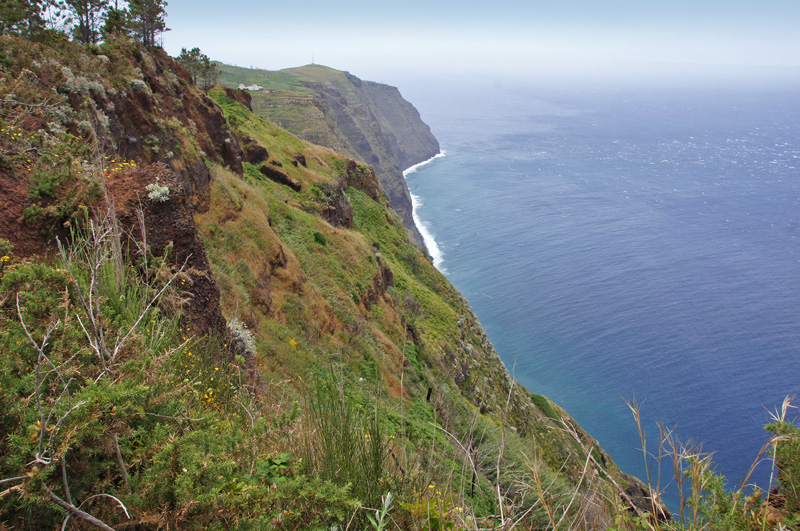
313, 230, 327, 246
303, 376, 393, 526
129, 78, 147, 92
145, 181, 170, 202
530, 393, 559, 420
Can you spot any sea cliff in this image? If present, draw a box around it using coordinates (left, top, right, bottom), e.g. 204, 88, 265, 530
217, 62, 440, 248
0, 36, 660, 529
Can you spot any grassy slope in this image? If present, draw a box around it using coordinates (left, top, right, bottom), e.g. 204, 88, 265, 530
216, 61, 313, 93
202, 87, 629, 521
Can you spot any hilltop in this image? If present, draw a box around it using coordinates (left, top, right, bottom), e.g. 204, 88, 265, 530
215, 62, 439, 249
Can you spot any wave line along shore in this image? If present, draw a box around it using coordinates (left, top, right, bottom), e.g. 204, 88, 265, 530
404, 152, 447, 270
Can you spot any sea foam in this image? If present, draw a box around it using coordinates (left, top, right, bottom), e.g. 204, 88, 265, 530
404, 153, 446, 271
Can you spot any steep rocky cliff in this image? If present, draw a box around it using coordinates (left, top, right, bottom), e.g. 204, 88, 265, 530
217, 63, 440, 248
0, 36, 660, 529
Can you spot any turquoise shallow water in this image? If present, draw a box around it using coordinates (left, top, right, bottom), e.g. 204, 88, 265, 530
403, 85, 800, 504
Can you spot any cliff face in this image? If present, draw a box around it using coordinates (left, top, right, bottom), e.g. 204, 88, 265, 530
0, 38, 240, 335
217, 63, 440, 248
0, 37, 659, 529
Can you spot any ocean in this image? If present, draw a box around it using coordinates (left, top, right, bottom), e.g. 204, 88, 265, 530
402, 82, 800, 503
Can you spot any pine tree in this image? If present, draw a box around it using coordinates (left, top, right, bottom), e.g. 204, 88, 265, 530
65, 0, 109, 44
199, 55, 219, 89
101, 0, 129, 40
128, 0, 167, 47
177, 47, 218, 89
0, 0, 44, 38
177, 46, 203, 85
0, 0, 70, 40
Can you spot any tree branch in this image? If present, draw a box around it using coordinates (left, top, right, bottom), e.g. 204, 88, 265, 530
113, 435, 130, 493
0, 476, 27, 486
45, 487, 117, 531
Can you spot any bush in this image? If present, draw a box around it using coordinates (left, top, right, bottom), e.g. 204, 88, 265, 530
303, 376, 393, 526
312, 230, 327, 246
530, 393, 559, 420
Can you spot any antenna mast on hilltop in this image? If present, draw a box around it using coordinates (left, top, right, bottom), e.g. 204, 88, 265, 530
312, 54, 315, 65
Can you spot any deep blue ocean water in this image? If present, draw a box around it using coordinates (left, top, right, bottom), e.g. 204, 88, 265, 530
403, 84, 800, 504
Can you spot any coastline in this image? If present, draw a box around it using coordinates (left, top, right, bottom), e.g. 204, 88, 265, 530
403, 152, 447, 271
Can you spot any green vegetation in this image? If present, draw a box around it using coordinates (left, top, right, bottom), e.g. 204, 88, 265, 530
0, 217, 339, 529
177, 46, 220, 89
613, 398, 800, 531
0, 0, 167, 47
0, 27, 797, 531
216, 62, 313, 94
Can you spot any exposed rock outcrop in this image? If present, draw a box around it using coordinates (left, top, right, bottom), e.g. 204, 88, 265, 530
362, 253, 394, 310
0, 41, 242, 336
292, 153, 307, 167
241, 136, 270, 165
105, 163, 226, 336
259, 165, 302, 191
342, 159, 380, 202
223, 86, 253, 111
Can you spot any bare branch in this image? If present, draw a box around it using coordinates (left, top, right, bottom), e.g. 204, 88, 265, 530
110, 255, 189, 367
17, 294, 63, 463
0, 484, 25, 499
427, 422, 480, 490
62, 455, 73, 506
495, 360, 517, 527
57, 236, 110, 374
46, 486, 118, 531
0, 476, 28, 486
554, 452, 593, 529
113, 435, 130, 493
45, 401, 88, 463
60, 493, 130, 531
134, 199, 149, 285
0, 96, 52, 108
559, 416, 650, 521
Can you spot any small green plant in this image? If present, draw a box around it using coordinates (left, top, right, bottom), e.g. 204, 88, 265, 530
401, 488, 458, 531
313, 230, 328, 246
367, 491, 394, 531
609, 512, 654, 531
28, 168, 67, 199
303, 375, 392, 527
145, 180, 170, 202
530, 393, 559, 420
0, 239, 12, 256
255, 452, 292, 487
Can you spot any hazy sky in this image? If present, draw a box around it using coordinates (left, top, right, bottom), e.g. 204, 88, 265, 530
163, 0, 800, 87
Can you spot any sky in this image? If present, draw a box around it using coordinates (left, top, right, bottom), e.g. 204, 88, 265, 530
162, 0, 800, 88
